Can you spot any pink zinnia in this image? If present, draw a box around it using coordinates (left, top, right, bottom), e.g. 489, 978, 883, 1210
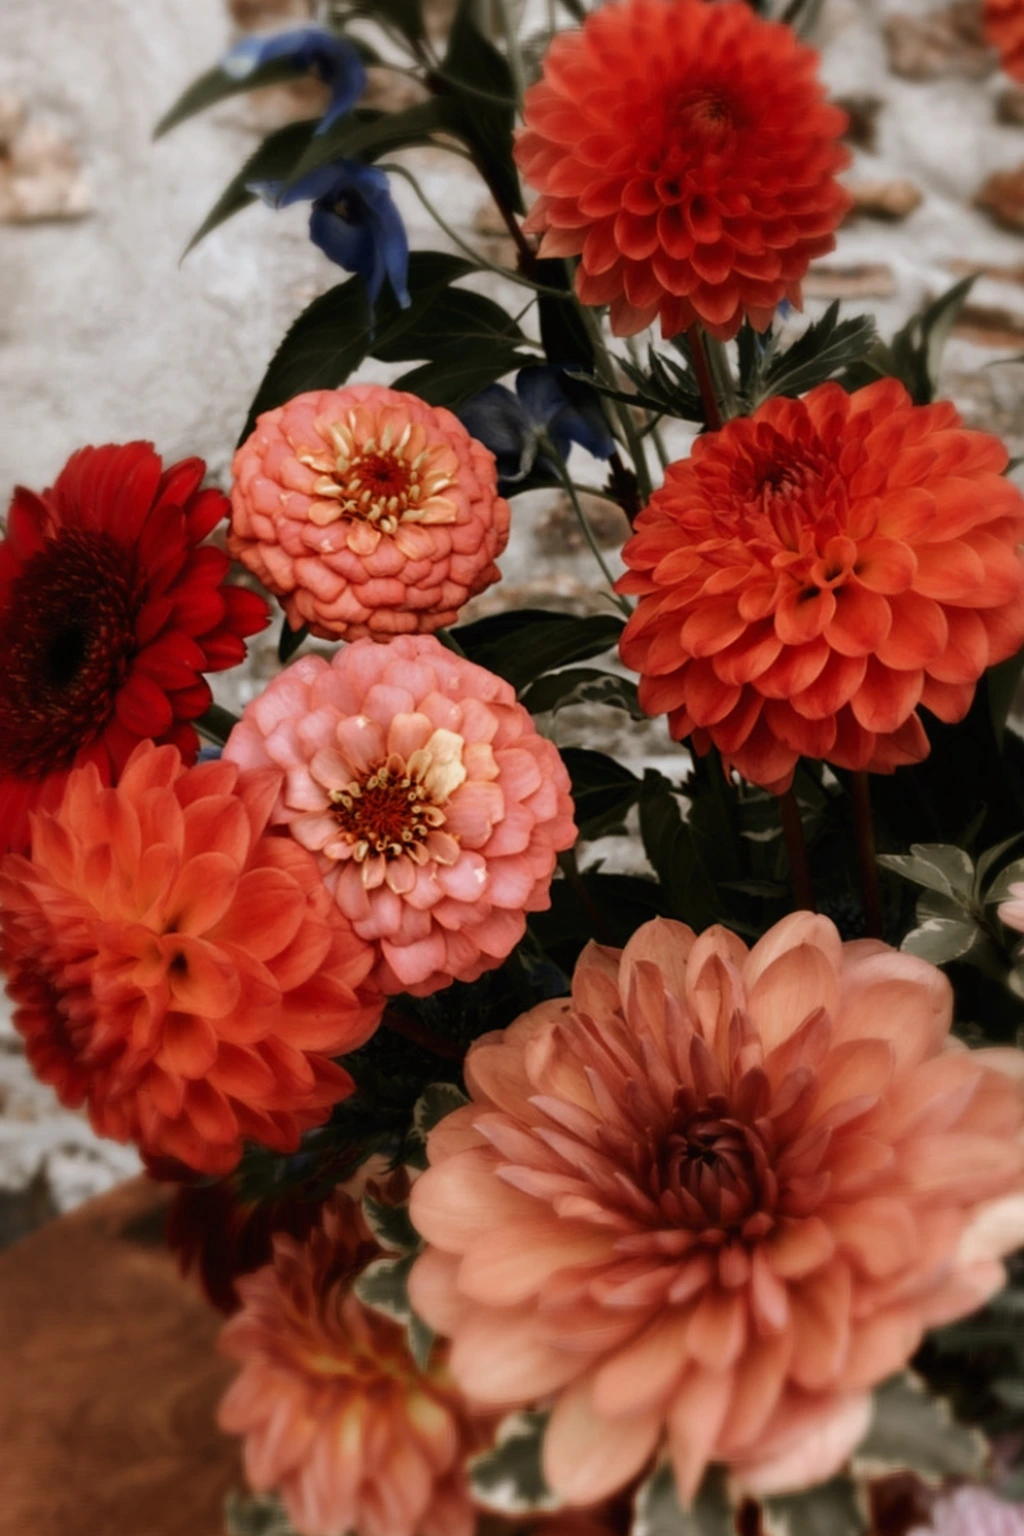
409, 914, 1024, 1503
229, 385, 511, 641
219, 1189, 490, 1536
223, 635, 577, 996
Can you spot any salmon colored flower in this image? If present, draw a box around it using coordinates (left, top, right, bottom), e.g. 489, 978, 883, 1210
219, 1189, 489, 1536
617, 380, 1024, 793
223, 635, 577, 996
0, 742, 381, 1174
229, 385, 511, 642
409, 914, 1024, 1503
985, 0, 1024, 81
0, 442, 269, 856
515, 0, 850, 340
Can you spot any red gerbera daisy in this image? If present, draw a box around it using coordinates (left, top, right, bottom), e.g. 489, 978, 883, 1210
515, 0, 850, 339
0, 442, 269, 854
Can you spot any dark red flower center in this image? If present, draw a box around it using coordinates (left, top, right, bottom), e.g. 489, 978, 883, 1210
645, 1095, 777, 1235
356, 454, 412, 500
328, 759, 445, 861
0, 530, 144, 777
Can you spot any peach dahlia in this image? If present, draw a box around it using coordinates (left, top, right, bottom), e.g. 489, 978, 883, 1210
223, 636, 577, 997
515, 0, 850, 339
229, 385, 511, 641
618, 380, 1024, 793
219, 1189, 488, 1536
0, 742, 381, 1174
409, 914, 1024, 1503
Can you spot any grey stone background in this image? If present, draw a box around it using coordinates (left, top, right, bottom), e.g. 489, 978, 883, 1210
4, 0, 1024, 1234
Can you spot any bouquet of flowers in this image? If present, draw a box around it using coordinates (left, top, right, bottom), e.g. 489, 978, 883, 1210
8, 0, 1024, 1532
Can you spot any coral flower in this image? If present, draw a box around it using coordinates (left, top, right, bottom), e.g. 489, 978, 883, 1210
409, 914, 1024, 1503
229, 385, 510, 641
0, 742, 381, 1174
617, 380, 1024, 793
219, 1190, 488, 1536
0, 442, 269, 855
985, 0, 1024, 81
223, 635, 577, 996
515, 0, 850, 339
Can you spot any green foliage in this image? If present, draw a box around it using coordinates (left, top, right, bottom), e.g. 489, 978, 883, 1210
353, 1251, 435, 1368
520, 667, 644, 720
763, 1479, 866, 1536
469, 1411, 558, 1513
285, 99, 464, 188
738, 303, 877, 408
184, 119, 319, 257
855, 1373, 986, 1481
277, 618, 308, 665
361, 1192, 421, 1253
453, 610, 624, 693
336, 0, 425, 49
639, 770, 721, 930
562, 747, 642, 839
632, 1464, 732, 1536
438, 0, 523, 214
842, 275, 977, 404
155, 58, 313, 139
225, 1491, 296, 1536
578, 345, 703, 424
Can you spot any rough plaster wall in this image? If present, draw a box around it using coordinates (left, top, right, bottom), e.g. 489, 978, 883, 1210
5, 0, 1024, 1221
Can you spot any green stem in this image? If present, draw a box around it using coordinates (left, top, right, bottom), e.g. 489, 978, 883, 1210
626, 336, 671, 469
704, 334, 739, 421
196, 702, 241, 745
689, 325, 723, 432
559, 849, 617, 946
850, 770, 884, 940
493, 0, 527, 105
577, 303, 654, 503
777, 788, 816, 912
544, 436, 632, 615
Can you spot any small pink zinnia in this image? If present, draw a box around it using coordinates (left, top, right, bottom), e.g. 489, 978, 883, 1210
229, 385, 511, 641
223, 635, 577, 996
409, 914, 1024, 1504
219, 1189, 489, 1536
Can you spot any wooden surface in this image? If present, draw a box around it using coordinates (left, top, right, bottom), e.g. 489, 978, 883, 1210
0, 1176, 241, 1536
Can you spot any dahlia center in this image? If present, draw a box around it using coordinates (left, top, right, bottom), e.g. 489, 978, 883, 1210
326, 728, 466, 866
664, 88, 736, 155
0, 530, 143, 777
655, 1098, 774, 1233
302, 411, 459, 533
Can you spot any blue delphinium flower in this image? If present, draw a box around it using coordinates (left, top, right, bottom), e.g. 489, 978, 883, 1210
221, 25, 366, 135
249, 161, 410, 312
457, 366, 615, 490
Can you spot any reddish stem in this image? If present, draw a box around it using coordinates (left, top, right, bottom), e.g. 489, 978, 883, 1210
851, 770, 884, 939
380, 1008, 464, 1063
689, 324, 724, 433
777, 788, 816, 912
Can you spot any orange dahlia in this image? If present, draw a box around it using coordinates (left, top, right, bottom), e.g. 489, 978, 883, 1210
617, 380, 1024, 793
219, 1189, 489, 1536
0, 442, 269, 855
223, 635, 577, 997
229, 385, 511, 641
515, 0, 850, 340
0, 741, 382, 1174
985, 0, 1024, 81
410, 914, 1024, 1503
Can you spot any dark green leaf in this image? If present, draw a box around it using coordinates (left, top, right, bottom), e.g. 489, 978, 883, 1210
901, 916, 980, 964
632, 1464, 732, 1536
278, 618, 309, 665
469, 1411, 559, 1513
347, 0, 425, 47
361, 1193, 421, 1253
877, 844, 975, 902
394, 344, 536, 406
374, 287, 526, 360
184, 119, 319, 257
240, 251, 474, 442
413, 1082, 469, 1141
353, 1251, 417, 1320
855, 1373, 986, 1480
984, 854, 1024, 906
452, 610, 624, 692
536, 258, 595, 369
225, 1491, 296, 1536
843, 276, 977, 404
438, 0, 523, 214
754, 302, 877, 403
639, 771, 720, 928
285, 98, 465, 187
764, 1478, 866, 1536
155, 58, 313, 139
563, 747, 642, 839
520, 668, 644, 719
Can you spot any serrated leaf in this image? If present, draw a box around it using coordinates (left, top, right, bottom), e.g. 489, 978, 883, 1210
353, 1251, 419, 1326
240, 252, 474, 442
452, 610, 624, 693
901, 916, 979, 964
413, 1082, 469, 1142
469, 1411, 559, 1513
155, 57, 312, 139
755, 303, 877, 404
285, 97, 464, 187
632, 1463, 732, 1536
225, 1490, 297, 1536
763, 1478, 866, 1536
854, 1373, 986, 1480
563, 747, 642, 840
362, 1193, 421, 1253
184, 119, 318, 257
877, 844, 975, 902
278, 617, 308, 665
520, 668, 644, 720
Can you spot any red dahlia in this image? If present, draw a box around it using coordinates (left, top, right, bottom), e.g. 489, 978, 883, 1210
515, 0, 850, 339
0, 442, 269, 854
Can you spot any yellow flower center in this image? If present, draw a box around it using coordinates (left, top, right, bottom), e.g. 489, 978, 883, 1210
301, 407, 461, 534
